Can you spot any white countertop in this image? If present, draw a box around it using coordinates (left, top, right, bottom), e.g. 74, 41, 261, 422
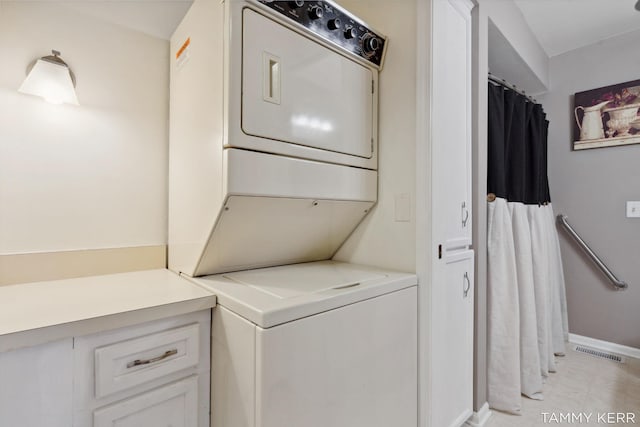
0, 269, 216, 353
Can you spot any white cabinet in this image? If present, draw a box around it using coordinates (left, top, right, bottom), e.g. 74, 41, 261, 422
74, 310, 211, 427
0, 339, 73, 427
431, 0, 475, 426
432, 0, 473, 253
0, 310, 210, 427
432, 251, 475, 427
93, 376, 199, 427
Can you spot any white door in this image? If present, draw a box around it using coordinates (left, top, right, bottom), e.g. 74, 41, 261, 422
430, 0, 475, 426
432, 0, 473, 253
0, 339, 73, 427
93, 376, 198, 427
432, 251, 475, 427
241, 9, 374, 159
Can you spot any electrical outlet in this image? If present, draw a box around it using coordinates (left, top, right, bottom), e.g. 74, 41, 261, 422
626, 201, 640, 218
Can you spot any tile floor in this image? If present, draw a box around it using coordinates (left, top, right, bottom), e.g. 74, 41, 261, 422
486, 347, 640, 426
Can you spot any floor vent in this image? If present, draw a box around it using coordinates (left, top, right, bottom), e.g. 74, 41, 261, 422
573, 345, 625, 363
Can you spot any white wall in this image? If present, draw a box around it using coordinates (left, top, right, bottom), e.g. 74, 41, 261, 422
541, 30, 640, 348
0, 2, 169, 254
333, 0, 417, 273
480, 0, 548, 90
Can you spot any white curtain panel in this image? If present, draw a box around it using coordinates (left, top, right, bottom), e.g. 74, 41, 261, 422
487, 198, 522, 414
545, 204, 569, 354
509, 202, 544, 400
487, 198, 569, 414
528, 203, 556, 377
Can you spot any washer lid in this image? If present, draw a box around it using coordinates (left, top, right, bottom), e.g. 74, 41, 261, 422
189, 261, 417, 328
222, 263, 386, 299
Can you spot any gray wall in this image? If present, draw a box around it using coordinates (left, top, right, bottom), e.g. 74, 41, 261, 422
541, 30, 640, 348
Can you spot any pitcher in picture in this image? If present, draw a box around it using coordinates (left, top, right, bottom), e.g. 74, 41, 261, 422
574, 100, 609, 141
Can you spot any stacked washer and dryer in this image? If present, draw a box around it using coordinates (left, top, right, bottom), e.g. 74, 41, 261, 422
168, 1, 417, 426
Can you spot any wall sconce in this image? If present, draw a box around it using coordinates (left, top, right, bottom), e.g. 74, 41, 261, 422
18, 50, 79, 105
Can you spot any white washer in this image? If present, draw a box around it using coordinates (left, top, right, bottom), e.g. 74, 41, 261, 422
188, 261, 417, 427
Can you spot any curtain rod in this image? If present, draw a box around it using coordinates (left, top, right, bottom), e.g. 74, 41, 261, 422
488, 72, 537, 103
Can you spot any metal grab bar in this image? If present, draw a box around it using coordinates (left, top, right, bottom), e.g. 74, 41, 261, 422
557, 214, 628, 290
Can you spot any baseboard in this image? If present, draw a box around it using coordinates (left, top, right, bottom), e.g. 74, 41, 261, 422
464, 402, 492, 427
569, 333, 640, 360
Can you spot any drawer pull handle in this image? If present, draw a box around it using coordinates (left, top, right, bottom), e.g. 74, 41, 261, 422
126, 349, 178, 368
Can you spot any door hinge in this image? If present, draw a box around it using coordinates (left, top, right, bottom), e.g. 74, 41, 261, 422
371, 138, 374, 154
438, 244, 443, 259
372, 80, 374, 94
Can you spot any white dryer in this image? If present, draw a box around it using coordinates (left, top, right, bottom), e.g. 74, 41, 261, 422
188, 261, 417, 427
169, 0, 388, 277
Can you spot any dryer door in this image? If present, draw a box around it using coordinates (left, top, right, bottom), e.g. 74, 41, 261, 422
241, 8, 374, 159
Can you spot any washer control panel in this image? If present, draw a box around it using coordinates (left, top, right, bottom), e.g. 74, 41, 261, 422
257, 0, 387, 69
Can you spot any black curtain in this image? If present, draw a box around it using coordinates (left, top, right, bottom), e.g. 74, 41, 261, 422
487, 83, 550, 204
486, 81, 568, 414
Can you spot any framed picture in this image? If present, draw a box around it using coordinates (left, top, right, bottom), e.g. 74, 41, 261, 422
573, 79, 640, 150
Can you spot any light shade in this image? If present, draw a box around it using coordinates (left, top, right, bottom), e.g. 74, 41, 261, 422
18, 51, 79, 105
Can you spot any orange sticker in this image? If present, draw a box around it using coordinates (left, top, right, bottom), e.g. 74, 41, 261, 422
176, 37, 191, 60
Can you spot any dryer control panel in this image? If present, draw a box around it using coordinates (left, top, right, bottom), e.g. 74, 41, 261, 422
256, 0, 387, 69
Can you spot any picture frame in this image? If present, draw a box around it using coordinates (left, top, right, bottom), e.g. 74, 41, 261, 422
573, 79, 640, 150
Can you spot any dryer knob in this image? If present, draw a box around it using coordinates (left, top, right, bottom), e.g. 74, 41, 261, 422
344, 27, 357, 39
289, 0, 304, 8
309, 6, 323, 20
327, 18, 341, 30
362, 34, 381, 55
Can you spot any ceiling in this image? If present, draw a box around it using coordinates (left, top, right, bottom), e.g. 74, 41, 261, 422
1, 0, 194, 40
5, 0, 639, 56
514, 0, 640, 57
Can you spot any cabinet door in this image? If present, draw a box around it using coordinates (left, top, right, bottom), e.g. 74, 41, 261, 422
93, 376, 198, 427
432, 251, 474, 427
430, 0, 474, 424
432, 0, 473, 253
0, 339, 73, 427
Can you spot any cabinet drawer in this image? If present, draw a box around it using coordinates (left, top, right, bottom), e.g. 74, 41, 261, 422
94, 375, 198, 427
95, 323, 200, 398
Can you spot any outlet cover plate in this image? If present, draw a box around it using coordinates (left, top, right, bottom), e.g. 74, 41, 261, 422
627, 201, 640, 218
